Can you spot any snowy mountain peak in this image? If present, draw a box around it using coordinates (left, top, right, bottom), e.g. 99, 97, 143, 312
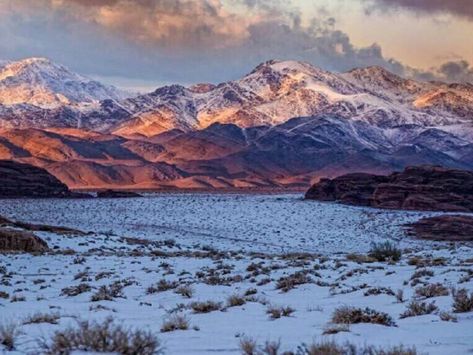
0, 57, 129, 108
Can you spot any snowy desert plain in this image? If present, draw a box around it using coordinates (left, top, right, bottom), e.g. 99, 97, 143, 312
1, 193, 473, 354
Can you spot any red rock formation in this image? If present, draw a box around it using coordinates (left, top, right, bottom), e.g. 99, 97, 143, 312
305, 165, 473, 212
405, 215, 473, 241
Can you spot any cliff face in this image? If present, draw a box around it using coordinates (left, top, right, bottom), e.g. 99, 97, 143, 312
305, 165, 473, 212
0, 160, 72, 198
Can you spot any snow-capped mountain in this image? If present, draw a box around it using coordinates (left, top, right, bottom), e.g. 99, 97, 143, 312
79, 59, 473, 136
0, 57, 128, 109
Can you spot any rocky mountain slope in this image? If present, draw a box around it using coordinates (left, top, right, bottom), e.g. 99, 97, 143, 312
0, 57, 472, 189
0, 160, 75, 197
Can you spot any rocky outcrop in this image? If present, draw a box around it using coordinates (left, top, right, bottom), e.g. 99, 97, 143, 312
305, 165, 473, 212
405, 215, 473, 241
97, 190, 142, 198
0, 160, 72, 198
0, 228, 49, 252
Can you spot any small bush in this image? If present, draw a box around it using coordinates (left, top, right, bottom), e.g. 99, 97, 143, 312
452, 288, 473, 313
90, 283, 124, 302
10, 294, 26, 302
410, 269, 434, 280
275, 271, 311, 292
0, 322, 19, 351
61, 283, 92, 297
41, 317, 161, 355
227, 294, 246, 308
439, 311, 457, 322
160, 314, 189, 332
24, 312, 60, 325
400, 300, 438, 318
239, 336, 257, 355
147, 279, 178, 294
322, 323, 350, 335
415, 283, 449, 299
190, 301, 222, 314
266, 305, 295, 319
368, 241, 401, 262
0, 291, 9, 299
331, 306, 396, 326
174, 285, 194, 299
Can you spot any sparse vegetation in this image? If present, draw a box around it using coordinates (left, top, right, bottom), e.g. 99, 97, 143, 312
160, 314, 189, 332
190, 300, 222, 313
331, 306, 396, 326
0, 322, 19, 351
174, 284, 194, 299
400, 300, 438, 318
146, 279, 178, 294
41, 317, 161, 355
452, 288, 473, 313
368, 241, 401, 262
227, 294, 246, 307
61, 283, 92, 297
266, 305, 295, 319
24, 312, 60, 325
275, 271, 311, 292
415, 283, 449, 299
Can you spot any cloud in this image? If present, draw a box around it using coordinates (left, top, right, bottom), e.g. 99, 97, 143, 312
364, 0, 473, 20
0, 0, 471, 86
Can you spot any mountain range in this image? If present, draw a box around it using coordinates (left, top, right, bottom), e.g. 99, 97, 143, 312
0, 57, 472, 189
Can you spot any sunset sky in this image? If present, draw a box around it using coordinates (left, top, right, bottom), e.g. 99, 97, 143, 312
0, 0, 472, 91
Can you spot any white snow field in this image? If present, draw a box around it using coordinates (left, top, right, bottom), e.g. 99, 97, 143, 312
1, 194, 472, 354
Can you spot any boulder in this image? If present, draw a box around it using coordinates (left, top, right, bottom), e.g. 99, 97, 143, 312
305, 165, 473, 212
97, 190, 142, 198
0, 228, 49, 252
405, 215, 473, 241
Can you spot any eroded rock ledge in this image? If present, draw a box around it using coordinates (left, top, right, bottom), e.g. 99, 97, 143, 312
405, 215, 473, 241
305, 165, 473, 212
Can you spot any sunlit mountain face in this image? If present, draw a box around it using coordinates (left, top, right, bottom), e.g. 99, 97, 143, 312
0, 57, 472, 189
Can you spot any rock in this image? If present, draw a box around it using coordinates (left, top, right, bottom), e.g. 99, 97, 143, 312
97, 190, 142, 198
305, 173, 389, 206
305, 165, 473, 212
405, 215, 473, 241
0, 160, 72, 198
0, 228, 49, 252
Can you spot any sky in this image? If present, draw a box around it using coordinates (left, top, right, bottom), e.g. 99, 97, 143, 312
0, 0, 472, 91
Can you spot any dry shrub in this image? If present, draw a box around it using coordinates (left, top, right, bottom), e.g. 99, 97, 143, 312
368, 241, 401, 262
400, 300, 438, 318
61, 283, 92, 297
0, 322, 19, 351
331, 306, 396, 326
322, 323, 350, 335
415, 283, 449, 299
24, 312, 60, 325
266, 305, 295, 319
41, 317, 161, 355
174, 285, 194, 299
239, 336, 257, 355
452, 288, 473, 313
190, 301, 222, 314
439, 311, 457, 322
90, 282, 125, 302
160, 314, 189, 332
146, 279, 178, 294
275, 271, 311, 292
227, 294, 246, 308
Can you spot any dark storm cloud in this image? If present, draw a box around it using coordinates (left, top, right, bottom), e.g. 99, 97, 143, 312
365, 0, 473, 20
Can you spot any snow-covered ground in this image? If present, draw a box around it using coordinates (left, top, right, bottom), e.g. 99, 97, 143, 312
1, 194, 472, 354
